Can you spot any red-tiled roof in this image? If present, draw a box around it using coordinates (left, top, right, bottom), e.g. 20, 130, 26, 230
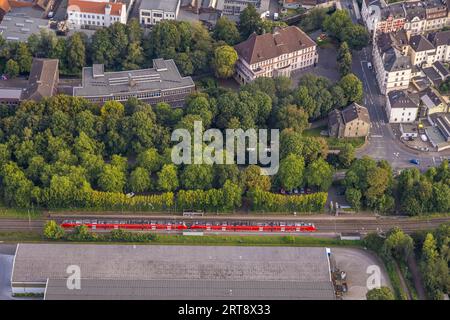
67, 0, 124, 16
234, 26, 316, 65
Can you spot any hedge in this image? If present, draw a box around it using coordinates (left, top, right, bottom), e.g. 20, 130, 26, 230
249, 189, 327, 213
84, 191, 175, 211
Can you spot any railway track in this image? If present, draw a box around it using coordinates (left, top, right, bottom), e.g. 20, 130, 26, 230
1, 215, 448, 235
0, 219, 45, 231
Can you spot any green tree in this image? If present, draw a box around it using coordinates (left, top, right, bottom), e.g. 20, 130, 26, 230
276, 105, 309, 133
66, 32, 86, 73
181, 164, 214, 190
342, 24, 369, 50
337, 42, 352, 77
98, 164, 126, 192
213, 16, 241, 45
238, 4, 262, 38
305, 158, 334, 191
323, 10, 352, 40
15, 43, 33, 74
345, 188, 362, 211
5, 59, 19, 78
383, 227, 414, 262
175, 52, 194, 76
338, 144, 355, 167
213, 45, 238, 79
241, 165, 271, 192
43, 220, 65, 240
366, 287, 395, 300
157, 164, 179, 192
277, 154, 305, 191
339, 73, 363, 104
128, 167, 151, 193
136, 148, 162, 173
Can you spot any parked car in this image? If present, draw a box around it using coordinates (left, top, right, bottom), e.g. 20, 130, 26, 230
367, 62, 373, 70
410, 159, 420, 165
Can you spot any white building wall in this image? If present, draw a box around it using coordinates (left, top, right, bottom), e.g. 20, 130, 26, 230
388, 106, 418, 123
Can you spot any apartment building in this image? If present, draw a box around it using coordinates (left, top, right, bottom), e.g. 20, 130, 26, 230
73, 59, 195, 107
233, 26, 318, 84
139, 0, 180, 26
386, 90, 420, 123
373, 32, 413, 94
67, 0, 128, 29
362, 0, 450, 34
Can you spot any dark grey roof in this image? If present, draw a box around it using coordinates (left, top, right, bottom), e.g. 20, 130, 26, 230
44, 278, 336, 300
73, 59, 194, 98
12, 244, 332, 283
387, 90, 419, 109
139, 0, 180, 12
410, 34, 435, 52
381, 3, 405, 19
376, 33, 411, 72
423, 66, 443, 86
420, 87, 445, 108
21, 58, 59, 101
433, 61, 450, 78
341, 103, 370, 124
429, 30, 450, 47
404, 1, 426, 21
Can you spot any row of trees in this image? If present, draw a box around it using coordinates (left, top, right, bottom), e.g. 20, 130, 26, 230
397, 164, 450, 215
417, 225, 450, 299
364, 224, 450, 300
342, 157, 450, 215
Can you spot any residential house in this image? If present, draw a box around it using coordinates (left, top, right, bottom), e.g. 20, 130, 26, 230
386, 90, 420, 123
328, 103, 371, 138
373, 32, 412, 94
420, 87, 448, 115
233, 26, 318, 84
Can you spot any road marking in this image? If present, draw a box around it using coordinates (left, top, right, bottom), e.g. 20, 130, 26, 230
371, 135, 383, 138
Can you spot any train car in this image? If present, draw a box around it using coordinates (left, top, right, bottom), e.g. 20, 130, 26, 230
60, 219, 316, 233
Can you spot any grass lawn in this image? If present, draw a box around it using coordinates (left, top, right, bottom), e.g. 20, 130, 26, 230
0, 229, 361, 248
303, 126, 366, 150
0, 207, 43, 220
0, 231, 43, 242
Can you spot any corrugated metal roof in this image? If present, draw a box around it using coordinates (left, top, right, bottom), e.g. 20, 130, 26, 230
44, 278, 336, 300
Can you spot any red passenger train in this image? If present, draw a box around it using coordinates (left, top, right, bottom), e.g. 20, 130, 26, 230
60, 219, 317, 233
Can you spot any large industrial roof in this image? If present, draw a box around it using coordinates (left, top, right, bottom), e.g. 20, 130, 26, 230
44, 279, 336, 300
13, 243, 335, 299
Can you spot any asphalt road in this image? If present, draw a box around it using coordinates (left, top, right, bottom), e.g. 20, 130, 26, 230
352, 46, 450, 170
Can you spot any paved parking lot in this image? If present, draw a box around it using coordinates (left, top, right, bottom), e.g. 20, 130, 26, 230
291, 30, 341, 85
333, 247, 391, 300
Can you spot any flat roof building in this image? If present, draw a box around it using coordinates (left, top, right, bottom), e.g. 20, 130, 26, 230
73, 58, 195, 107
11, 243, 336, 299
138, 0, 180, 26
